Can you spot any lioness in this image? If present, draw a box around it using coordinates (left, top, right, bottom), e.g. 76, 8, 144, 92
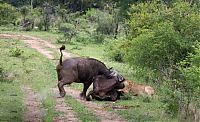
119, 80, 155, 96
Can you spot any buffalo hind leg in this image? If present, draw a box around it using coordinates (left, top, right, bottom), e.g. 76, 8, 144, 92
58, 78, 73, 97
58, 81, 67, 97
80, 82, 92, 99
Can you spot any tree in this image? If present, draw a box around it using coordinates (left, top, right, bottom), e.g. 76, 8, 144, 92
19, 6, 30, 22
42, 2, 54, 31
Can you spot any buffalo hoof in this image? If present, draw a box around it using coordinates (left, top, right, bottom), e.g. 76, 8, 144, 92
86, 96, 91, 101
59, 91, 66, 97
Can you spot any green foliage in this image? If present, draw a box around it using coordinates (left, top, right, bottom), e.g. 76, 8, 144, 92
55, 6, 69, 22
0, 24, 19, 31
9, 47, 23, 57
0, 3, 18, 25
121, 1, 200, 119
42, 2, 54, 31
85, 8, 102, 22
75, 32, 91, 43
96, 12, 116, 35
125, 1, 200, 79
105, 37, 126, 62
42, 94, 55, 122
2, 0, 29, 7
74, 17, 89, 29
58, 23, 76, 43
91, 33, 105, 43
0, 38, 58, 122
0, 66, 12, 83
164, 45, 200, 120
59, 23, 75, 33
19, 6, 30, 21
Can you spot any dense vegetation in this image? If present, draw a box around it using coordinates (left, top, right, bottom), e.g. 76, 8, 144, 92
1, 0, 200, 121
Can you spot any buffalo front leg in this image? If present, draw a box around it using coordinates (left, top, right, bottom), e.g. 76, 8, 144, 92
80, 82, 92, 99
86, 90, 94, 101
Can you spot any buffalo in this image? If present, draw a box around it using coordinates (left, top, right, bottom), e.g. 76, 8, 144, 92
56, 45, 124, 98
86, 75, 125, 101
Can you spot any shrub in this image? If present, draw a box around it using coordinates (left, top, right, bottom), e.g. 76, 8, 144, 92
0, 3, 18, 25
125, 1, 200, 80
75, 32, 91, 43
58, 23, 76, 42
0, 66, 12, 83
0, 24, 19, 31
85, 8, 102, 22
37, 20, 44, 30
164, 45, 200, 120
10, 47, 23, 57
91, 33, 105, 44
74, 18, 88, 29
123, 1, 200, 119
96, 13, 116, 35
105, 37, 126, 62
85, 9, 116, 35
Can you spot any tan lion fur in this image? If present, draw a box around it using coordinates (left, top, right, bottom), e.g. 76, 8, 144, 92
120, 80, 155, 96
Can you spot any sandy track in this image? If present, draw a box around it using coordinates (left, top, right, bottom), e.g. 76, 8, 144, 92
0, 33, 126, 122
21, 86, 44, 122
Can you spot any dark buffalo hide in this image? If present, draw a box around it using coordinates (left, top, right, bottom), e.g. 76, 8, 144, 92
57, 57, 114, 98
86, 75, 125, 101
56, 45, 125, 99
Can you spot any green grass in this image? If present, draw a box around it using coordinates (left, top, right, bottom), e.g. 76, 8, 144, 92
42, 93, 56, 122
0, 83, 23, 121
65, 95, 99, 122
0, 38, 57, 121
0, 30, 177, 121
0, 37, 99, 122
0, 39, 24, 122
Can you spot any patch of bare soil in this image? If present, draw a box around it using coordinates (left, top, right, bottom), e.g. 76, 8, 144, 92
0, 34, 79, 122
21, 86, 44, 122
64, 87, 126, 122
52, 88, 80, 122
0, 33, 126, 122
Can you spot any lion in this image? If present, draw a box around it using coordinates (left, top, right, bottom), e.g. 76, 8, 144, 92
119, 80, 155, 96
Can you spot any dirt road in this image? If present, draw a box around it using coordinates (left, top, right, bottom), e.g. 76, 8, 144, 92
0, 33, 126, 122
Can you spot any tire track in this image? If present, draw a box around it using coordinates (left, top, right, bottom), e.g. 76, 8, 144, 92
0, 33, 126, 122
21, 86, 44, 122
0, 34, 79, 122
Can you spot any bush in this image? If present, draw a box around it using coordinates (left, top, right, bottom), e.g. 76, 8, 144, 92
105, 37, 126, 62
96, 13, 116, 35
74, 18, 89, 29
10, 47, 23, 57
125, 1, 200, 80
123, 1, 200, 119
0, 66, 12, 83
164, 45, 200, 120
0, 3, 18, 25
0, 24, 19, 31
75, 32, 91, 43
91, 33, 105, 44
58, 23, 76, 42
85, 9, 116, 35
85, 8, 102, 22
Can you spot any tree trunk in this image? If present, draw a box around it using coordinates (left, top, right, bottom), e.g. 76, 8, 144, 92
114, 23, 118, 39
